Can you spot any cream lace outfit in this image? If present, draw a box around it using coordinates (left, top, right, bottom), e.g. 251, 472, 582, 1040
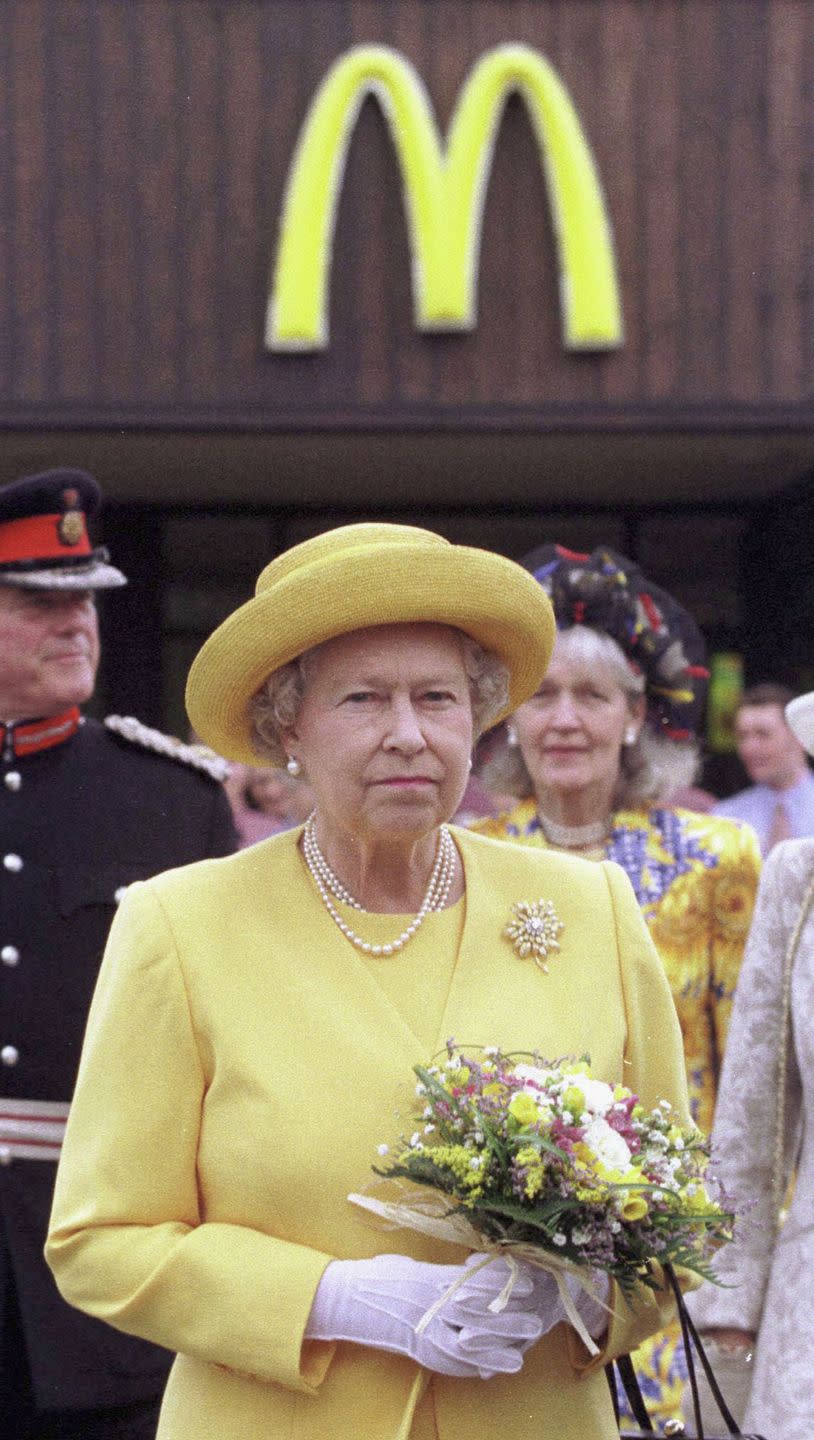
688, 837, 814, 1438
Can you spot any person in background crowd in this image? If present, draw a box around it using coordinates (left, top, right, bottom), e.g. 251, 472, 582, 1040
712, 683, 814, 854
225, 761, 314, 846
45, 523, 691, 1440
474, 543, 760, 1432
662, 779, 717, 813
451, 762, 514, 826
687, 687, 814, 1439
0, 470, 237, 1440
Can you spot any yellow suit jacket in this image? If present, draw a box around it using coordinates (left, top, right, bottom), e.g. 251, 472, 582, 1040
46, 827, 690, 1440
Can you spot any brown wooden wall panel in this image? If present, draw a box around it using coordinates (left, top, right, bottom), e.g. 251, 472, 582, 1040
640, 3, 681, 402
0, 0, 810, 429
767, 1, 809, 397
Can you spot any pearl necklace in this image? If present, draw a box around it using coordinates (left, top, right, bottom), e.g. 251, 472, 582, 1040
302, 816, 457, 955
537, 812, 610, 849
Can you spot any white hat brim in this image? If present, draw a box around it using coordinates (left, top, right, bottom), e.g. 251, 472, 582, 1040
0, 561, 127, 590
786, 693, 814, 757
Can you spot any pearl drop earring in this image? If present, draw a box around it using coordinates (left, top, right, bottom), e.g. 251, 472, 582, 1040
506, 724, 519, 748
624, 727, 638, 747
286, 756, 302, 777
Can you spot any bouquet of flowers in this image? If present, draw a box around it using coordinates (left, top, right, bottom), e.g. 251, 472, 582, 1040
350, 1041, 732, 1337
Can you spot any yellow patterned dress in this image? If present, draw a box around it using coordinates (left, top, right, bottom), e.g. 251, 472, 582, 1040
474, 799, 761, 1430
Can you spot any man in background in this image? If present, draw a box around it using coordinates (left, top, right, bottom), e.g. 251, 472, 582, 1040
712, 682, 814, 854
0, 470, 236, 1439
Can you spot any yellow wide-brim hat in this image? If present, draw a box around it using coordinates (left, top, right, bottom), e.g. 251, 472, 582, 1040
786, 692, 814, 757
186, 522, 555, 766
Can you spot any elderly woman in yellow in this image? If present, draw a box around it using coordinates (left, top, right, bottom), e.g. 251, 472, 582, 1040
475, 543, 760, 1430
47, 524, 691, 1440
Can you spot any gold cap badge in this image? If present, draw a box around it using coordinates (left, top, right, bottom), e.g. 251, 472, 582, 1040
57, 487, 85, 547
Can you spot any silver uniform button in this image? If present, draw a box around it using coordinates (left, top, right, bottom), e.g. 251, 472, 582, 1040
1, 945, 19, 966
0, 1145, 11, 1165
3, 771, 21, 791
1, 1044, 19, 1066
2, 854, 23, 873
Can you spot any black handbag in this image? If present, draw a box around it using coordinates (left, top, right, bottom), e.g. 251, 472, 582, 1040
607, 1265, 767, 1440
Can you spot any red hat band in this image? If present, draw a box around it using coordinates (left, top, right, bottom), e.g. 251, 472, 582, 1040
0, 512, 92, 566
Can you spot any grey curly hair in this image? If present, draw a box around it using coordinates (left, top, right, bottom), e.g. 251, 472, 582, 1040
248, 631, 510, 767
482, 625, 700, 809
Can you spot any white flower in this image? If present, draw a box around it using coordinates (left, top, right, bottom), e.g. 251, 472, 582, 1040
484, 1046, 499, 1057
513, 1063, 552, 1090
571, 1228, 592, 1246
416, 1083, 427, 1097
410, 1132, 422, 1148
553, 1233, 567, 1246
423, 1124, 435, 1135
470, 1157, 482, 1170
582, 1116, 632, 1170
376, 1143, 390, 1156
567, 1073, 615, 1115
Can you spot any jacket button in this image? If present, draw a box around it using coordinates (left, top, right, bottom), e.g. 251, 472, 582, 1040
3, 771, 21, 791
2, 854, 23, 873
1, 1044, 19, 1066
1, 945, 19, 966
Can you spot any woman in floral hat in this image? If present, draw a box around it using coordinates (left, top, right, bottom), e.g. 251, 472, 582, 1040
474, 543, 761, 1429
45, 524, 692, 1440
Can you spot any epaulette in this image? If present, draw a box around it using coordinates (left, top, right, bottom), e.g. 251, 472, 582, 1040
104, 715, 231, 782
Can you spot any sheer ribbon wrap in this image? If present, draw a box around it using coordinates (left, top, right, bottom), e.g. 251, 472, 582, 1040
347, 1184, 612, 1358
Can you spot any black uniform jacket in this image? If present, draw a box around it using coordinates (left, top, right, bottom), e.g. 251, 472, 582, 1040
0, 715, 236, 1410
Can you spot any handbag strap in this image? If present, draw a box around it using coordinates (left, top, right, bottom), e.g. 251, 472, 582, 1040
612, 1351, 654, 1431
665, 1262, 741, 1436
608, 1264, 743, 1437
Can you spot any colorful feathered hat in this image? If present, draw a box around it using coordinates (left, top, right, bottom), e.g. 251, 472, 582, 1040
522, 543, 709, 740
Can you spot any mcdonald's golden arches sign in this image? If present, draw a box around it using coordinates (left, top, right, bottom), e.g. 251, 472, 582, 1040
266, 43, 623, 354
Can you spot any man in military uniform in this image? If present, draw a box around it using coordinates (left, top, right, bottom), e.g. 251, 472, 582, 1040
0, 470, 237, 1439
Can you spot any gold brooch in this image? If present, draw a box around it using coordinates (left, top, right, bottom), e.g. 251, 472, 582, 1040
504, 900, 564, 972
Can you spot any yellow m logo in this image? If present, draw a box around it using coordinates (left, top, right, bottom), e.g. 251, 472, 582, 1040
266, 44, 622, 353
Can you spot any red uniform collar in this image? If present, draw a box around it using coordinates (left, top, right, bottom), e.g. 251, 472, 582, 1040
0, 707, 82, 759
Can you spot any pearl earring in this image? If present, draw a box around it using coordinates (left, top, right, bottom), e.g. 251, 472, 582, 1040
286, 756, 301, 777
623, 727, 638, 747
506, 724, 519, 748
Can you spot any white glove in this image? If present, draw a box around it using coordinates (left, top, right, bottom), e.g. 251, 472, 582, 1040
456, 1262, 610, 1358
305, 1252, 544, 1379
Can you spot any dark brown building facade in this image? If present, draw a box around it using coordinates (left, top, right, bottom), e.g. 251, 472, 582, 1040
0, 0, 812, 757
